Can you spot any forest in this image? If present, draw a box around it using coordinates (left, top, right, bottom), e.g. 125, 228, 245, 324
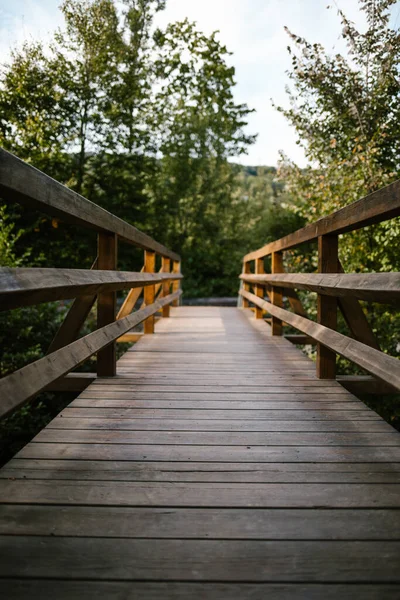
1, 0, 400, 460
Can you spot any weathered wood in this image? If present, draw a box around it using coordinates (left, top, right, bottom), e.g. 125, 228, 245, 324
317, 235, 338, 379
2, 478, 400, 506
1, 537, 400, 581
241, 290, 400, 391
0, 148, 180, 261
1, 305, 399, 593
162, 257, 171, 318
16, 442, 400, 463
5, 467, 399, 483
240, 271, 400, 303
2, 581, 400, 600
47, 257, 98, 354
255, 258, 264, 318
47, 293, 97, 354
271, 252, 283, 335
144, 251, 156, 334
336, 261, 381, 350
63, 407, 376, 420
117, 266, 144, 319
244, 177, 400, 261
0, 290, 181, 418
97, 233, 118, 376
45, 417, 390, 433
0, 267, 182, 311
34, 429, 400, 446
1, 505, 399, 538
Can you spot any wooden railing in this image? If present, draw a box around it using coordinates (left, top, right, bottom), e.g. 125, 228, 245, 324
239, 180, 400, 394
0, 148, 182, 419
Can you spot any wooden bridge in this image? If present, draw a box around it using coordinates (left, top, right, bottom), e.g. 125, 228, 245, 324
1, 148, 400, 598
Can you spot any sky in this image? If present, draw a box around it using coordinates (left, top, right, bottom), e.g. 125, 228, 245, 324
1, 0, 399, 166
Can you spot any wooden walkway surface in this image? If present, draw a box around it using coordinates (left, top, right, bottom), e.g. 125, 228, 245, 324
1, 306, 400, 598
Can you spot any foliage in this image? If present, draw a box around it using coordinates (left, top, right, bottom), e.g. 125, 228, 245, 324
276, 0, 400, 426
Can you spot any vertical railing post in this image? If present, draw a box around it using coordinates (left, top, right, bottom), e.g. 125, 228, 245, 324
242, 261, 251, 308
271, 251, 283, 335
317, 234, 338, 379
172, 260, 181, 306
162, 256, 171, 318
255, 258, 264, 319
144, 250, 156, 334
97, 232, 118, 376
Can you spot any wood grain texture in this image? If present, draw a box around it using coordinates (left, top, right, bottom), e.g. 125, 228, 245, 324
317, 234, 338, 379
97, 232, 118, 376
0, 306, 399, 595
1, 581, 400, 600
240, 271, 400, 303
241, 291, 400, 391
0, 267, 182, 311
0, 290, 181, 418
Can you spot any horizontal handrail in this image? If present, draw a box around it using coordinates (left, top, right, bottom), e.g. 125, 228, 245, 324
240, 272, 400, 303
0, 148, 180, 261
0, 289, 181, 419
244, 178, 400, 261
240, 289, 400, 392
0, 268, 183, 311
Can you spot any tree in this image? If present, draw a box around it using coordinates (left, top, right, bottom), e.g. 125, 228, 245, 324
276, 0, 400, 386
277, 0, 400, 272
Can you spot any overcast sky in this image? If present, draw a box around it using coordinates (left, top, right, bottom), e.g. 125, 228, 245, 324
1, 0, 399, 166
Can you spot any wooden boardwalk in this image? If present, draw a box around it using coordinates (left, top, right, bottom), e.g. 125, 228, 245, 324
1, 306, 400, 598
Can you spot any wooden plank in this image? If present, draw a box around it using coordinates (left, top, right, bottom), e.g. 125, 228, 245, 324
242, 261, 251, 308
1, 506, 400, 538
172, 260, 181, 306
6, 460, 398, 473
0, 147, 180, 260
241, 289, 400, 391
33, 429, 400, 446
97, 232, 118, 376
317, 235, 338, 379
337, 261, 380, 350
271, 252, 283, 335
3, 466, 399, 483
116, 266, 144, 319
162, 257, 171, 318
144, 251, 156, 334
0, 267, 182, 311
255, 258, 264, 318
47, 293, 97, 354
1, 537, 400, 581
0, 290, 181, 418
241, 271, 400, 304
244, 177, 400, 260
46, 417, 390, 432
15, 443, 400, 463
62, 407, 378, 420
1, 581, 400, 600
47, 256, 99, 354
69, 400, 363, 411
